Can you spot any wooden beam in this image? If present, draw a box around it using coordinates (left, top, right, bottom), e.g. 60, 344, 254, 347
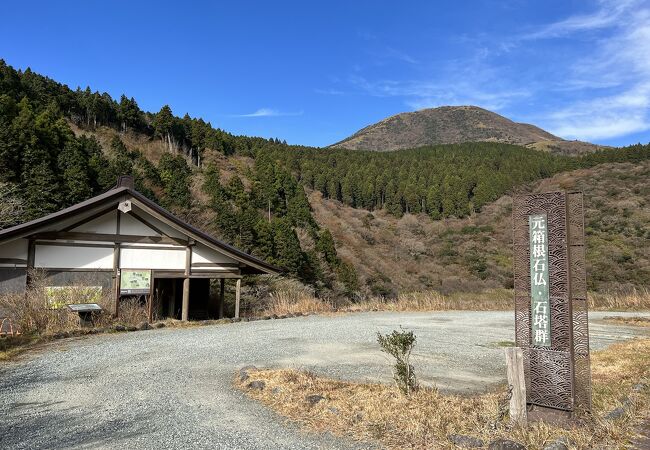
505, 347, 527, 426
235, 278, 241, 319
181, 245, 192, 321
127, 210, 167, 237
113, 211, 121, 318
26, 239, 35, 286
170, 280, 177, 319
219, 278, 225, 319
27, 239, 35, 270
34, 241, 114, 249
29, 268, 113, 272
60, 205, 116, 232
151, 271, 241, 279
0, 258, 27, 265
191, 262, 239, 268
130, 196, 270, 274
31, 231, 186, 245
181, 278, 190, 321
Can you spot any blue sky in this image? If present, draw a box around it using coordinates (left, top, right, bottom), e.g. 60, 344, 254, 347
1, 0, 649, 147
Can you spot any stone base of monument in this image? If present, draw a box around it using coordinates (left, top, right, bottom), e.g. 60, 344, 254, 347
527, 405, 573, 425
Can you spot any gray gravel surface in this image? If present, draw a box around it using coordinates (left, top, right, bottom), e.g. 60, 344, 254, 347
1, 310, 648, 449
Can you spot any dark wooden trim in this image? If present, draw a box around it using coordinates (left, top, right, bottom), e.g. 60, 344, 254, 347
190, 262, 239, 268
0, 258, 28, 264
35, 241, 114, 249
27, 239, 35, 269
127, 210, 167, 237
128, 196, 278, 274
185, 246, 192, 277
26, 239, 35, 286
187, 273, 241, 279
34, 268, 114, 272
60, 205, 116, 232
0, 183, 280, 275
219, 278, 225, 319
152, 270, 240, 279
119, 244, 184, 250
113, 210, 121, 318
31, 231, 185, 245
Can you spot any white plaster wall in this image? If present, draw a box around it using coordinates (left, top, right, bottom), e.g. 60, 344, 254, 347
120, 247, 185, 270
35, 245, 114, 269
131, 205, 186, 239
0, 238, 28, 260
119, 213, 159, 236
73, 211, 117, 234
192, 243, 238, 264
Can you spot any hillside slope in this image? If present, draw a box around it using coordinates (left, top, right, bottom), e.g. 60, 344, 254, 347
311, 159, 650, 295
332, 105, 603, 154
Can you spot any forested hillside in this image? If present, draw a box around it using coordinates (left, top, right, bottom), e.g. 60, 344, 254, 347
263, 143, 648, 219
314, 160, 650, 295
1, 60, 649, 296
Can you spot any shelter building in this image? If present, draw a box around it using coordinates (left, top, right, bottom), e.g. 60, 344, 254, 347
0, 176, 280, 320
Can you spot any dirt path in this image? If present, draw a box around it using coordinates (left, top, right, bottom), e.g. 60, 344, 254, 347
1, 311, 648, 449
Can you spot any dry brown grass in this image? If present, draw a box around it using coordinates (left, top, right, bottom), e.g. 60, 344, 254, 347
589, 288, 650, 311
257, 287, 648, 318
116, 296, 151, 325
238, 338, 650, 449
256, 289, 512, 317
0, 270, 153, 360
310, 160, 650, 297
344, 289, 512, 313
0, 271, 115, 335
262, 290, 335, 316
602, 316, 650, 327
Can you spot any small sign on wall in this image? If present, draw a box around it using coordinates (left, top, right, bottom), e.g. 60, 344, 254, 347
120, 270, 151, 295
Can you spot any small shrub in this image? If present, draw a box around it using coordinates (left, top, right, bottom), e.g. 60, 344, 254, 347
377, 327, 418, 395
117, 297, 150, 325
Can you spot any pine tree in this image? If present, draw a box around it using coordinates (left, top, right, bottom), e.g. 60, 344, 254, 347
58, 140, 91, 206
271, 218, 304, 275
153, 105, 175, 153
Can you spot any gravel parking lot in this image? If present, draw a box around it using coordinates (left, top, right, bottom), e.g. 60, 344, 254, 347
1, 310, 648, 449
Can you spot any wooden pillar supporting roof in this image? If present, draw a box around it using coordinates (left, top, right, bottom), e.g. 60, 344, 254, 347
218, 278, 225, 319
181, 243, 192, 321
235, 278, 241, 319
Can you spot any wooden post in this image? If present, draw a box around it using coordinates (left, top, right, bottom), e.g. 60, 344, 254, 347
218, 278, 225, 319
181, 278, 190, 321
26, 239, 35, 286
505, 347, 527, 426
235, 278, 241, 319
181, 245, 192, 321
170, 280, 177, 319
113, 210, 121, 318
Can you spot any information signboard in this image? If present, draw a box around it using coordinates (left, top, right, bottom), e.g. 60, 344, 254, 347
45, 286, 103, 309
120, 270, 152, 295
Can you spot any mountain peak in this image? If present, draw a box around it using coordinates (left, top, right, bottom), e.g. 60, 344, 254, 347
331, 105, 599, 154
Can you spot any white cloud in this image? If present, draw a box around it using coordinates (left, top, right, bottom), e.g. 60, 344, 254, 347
541, 1, 650, 140
523, 0, 639, 39
326, 0, 650, 143
232, 108, 303, 118
314, 88, 346, 96
347, 58, 531, 113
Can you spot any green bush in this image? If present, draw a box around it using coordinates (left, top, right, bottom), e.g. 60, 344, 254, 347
377, 328, 418, 395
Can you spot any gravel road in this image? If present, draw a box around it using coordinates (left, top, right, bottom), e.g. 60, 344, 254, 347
1, 311, 648, 449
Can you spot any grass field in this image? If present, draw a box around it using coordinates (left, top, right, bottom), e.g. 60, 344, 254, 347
256, 287, 650, 317
238, 338, 650, 449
